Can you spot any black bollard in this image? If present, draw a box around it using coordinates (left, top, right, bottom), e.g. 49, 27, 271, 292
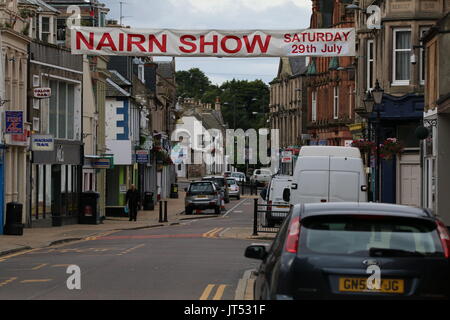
163, 201, 168, 222
253, 198, 258, 236
159, 201, 163, 223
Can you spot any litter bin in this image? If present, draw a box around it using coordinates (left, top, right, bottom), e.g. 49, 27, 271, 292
170, 184, 179, 199
143, 192, 154, 211
4, 202, 24, 236
79, 192, 100, 225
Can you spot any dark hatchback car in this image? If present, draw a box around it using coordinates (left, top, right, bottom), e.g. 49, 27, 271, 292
202, 176, 230, 204
245, 202, 450, 300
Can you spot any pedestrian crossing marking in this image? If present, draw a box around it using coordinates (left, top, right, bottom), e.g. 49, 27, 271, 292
199, 284, 228, 300
0, 277, 18, 287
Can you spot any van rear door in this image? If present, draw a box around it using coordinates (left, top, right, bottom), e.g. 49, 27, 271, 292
294, 157, 330, 204
329, 157, 361, 202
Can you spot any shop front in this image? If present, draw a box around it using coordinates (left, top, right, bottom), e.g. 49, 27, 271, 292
32, 140, 83, 227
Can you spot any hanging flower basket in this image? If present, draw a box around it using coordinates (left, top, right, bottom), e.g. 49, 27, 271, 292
379, 138, 405, 160
351, 139, 376, 154
155, 149, 173, 166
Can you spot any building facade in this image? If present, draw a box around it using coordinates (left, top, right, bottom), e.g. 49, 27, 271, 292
353, 0, 447, 206
0, 0, 31, 231
305, 0, 356, 148
422, 11, 450, 224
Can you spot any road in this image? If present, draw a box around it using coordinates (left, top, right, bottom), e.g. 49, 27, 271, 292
0, 196, 266, 300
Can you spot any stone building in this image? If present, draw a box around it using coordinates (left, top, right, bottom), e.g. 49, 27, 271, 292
422, 11, 450, 224
0, 0, 31, 232
352, 0, 448, 206
269, 57, 307, 149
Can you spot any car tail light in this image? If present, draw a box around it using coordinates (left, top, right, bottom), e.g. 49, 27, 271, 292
285, 217, 301, 254
268, 200, 272, 212
436, 220, 450, 258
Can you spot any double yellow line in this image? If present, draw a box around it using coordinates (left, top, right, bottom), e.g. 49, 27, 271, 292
203, 227, 224, 239
199, 284, 228, 300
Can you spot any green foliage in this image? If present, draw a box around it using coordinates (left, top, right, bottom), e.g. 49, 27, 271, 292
175, 69, 270, 131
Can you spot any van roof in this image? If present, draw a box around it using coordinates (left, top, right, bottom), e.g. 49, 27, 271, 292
299, 146, 361, 158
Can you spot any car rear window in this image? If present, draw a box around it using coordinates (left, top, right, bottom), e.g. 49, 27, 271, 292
204, 178, 225, 187
300, 215, 444, 257
190, 183, 214, 194
226, 179, 236, 185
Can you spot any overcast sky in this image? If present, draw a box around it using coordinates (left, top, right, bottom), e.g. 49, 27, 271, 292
102, 0, 312, 85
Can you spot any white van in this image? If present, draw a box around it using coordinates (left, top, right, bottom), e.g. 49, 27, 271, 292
261, 175, 292, 227
284, 146, 368, 205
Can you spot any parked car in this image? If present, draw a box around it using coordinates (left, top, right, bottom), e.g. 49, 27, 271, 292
245, 202, 450, 300
231, 172, 246, 183
260, 175, 292, 227
283, 146, 368, 205
202, 176, 230, 203
226, 177, 240, 200
185, 181, 221, 215
250, 168, 272, 186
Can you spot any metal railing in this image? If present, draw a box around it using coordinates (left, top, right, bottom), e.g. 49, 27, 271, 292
252, 199, 288, 235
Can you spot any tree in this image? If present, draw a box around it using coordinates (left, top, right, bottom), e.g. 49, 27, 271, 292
175, 68, 211, 99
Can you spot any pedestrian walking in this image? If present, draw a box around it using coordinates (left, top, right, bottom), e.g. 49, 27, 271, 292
125, 184, 141, 221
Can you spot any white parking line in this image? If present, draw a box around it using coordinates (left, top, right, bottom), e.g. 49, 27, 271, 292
223, 199, 248, 217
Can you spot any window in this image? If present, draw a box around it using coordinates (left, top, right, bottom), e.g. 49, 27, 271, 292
393, 28, 411, 85
420, 27, 430, 85
41, 17, 50, 43
56, 18, 66, 44
49, 80, 76, 139
367, 40, 375, 91
138, 65, 145, 83
333, 86, 339, 120
311, 90, 317, 122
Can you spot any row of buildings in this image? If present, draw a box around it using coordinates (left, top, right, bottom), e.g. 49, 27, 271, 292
0, 0, 177, 230
270, 0, 450, 224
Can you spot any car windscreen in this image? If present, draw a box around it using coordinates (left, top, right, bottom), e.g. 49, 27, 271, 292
232, 173, 243, 178
300, 215, 444, 257
226, 179, 236, 185
189, 183, 214, 194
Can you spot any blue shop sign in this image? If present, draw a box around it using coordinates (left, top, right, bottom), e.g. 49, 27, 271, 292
5, 111, 23, 134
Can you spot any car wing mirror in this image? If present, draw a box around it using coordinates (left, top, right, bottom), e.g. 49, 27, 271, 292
244, 245, 268, 260
283, 188, 291, 203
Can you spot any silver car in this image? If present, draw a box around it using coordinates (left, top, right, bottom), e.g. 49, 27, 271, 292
185, 181, 221, 215
226, 177, 241, 200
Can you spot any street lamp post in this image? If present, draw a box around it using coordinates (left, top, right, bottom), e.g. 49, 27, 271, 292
361, 80, 383, 202
371, 80, 384, 203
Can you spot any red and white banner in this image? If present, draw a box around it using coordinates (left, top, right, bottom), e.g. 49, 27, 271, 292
71, 27, 355, 57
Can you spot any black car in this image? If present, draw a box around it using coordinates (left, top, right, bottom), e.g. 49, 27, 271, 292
202, 176, 230, 204
245, 202, 450, 300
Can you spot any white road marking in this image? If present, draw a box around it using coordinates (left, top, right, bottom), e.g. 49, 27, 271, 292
223, 199, 248, 217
